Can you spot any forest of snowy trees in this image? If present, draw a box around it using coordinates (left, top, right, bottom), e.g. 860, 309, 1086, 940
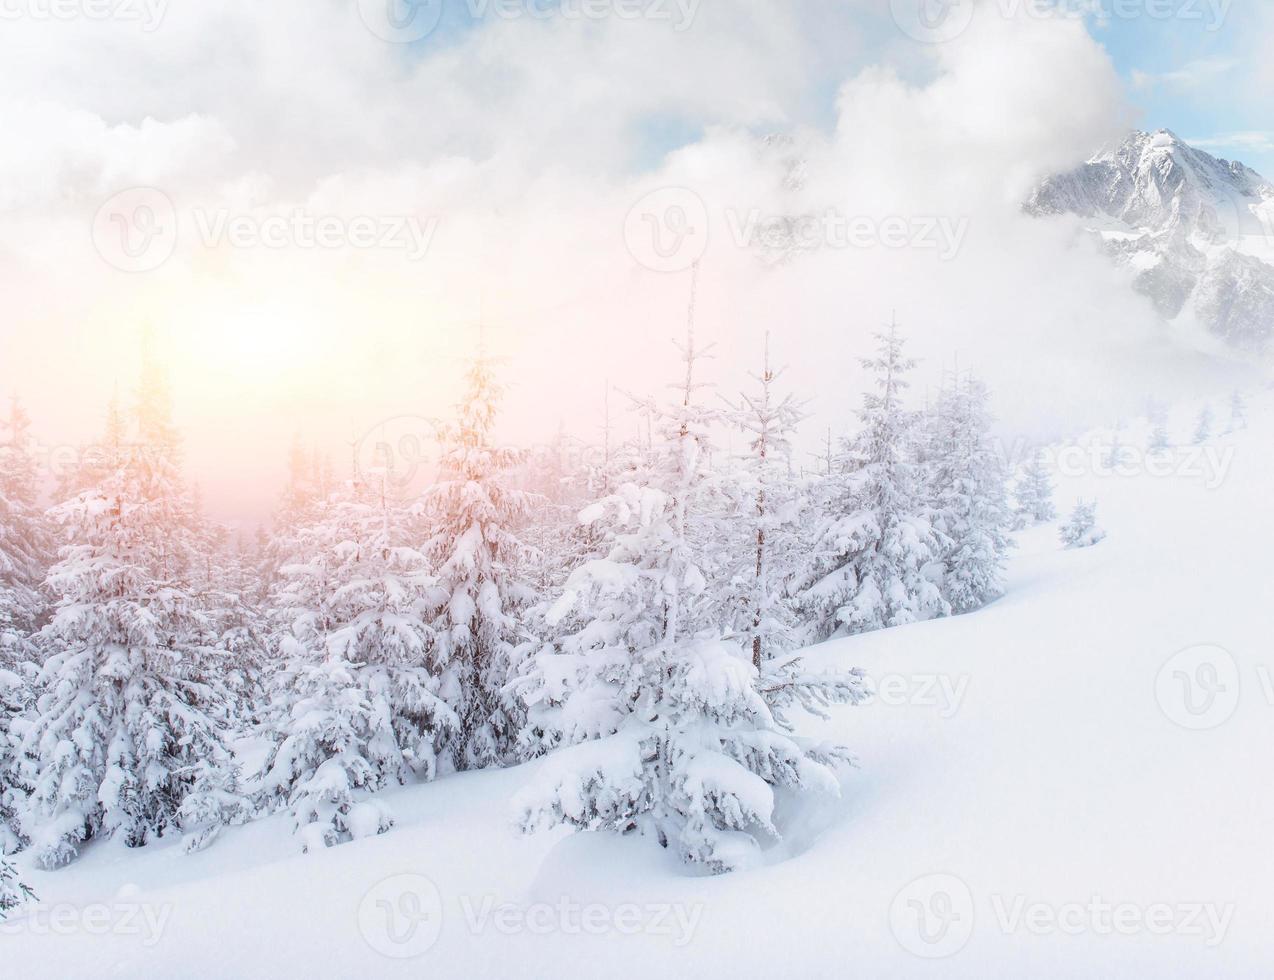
0, 314, 1034, 900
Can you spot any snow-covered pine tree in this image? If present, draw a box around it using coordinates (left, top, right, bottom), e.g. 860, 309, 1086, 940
1147, 403, 1171, 454
17, 349, 241, 866
1059, 501, 1106, 550
799, 318, 948, 639
722, 334, 808, 667
1013, 449, 1057, 527
927, 375, 1013, 614
1227, 390, 1247, 432
0, 398, 51, 672
255, 479, 456, 851
1193, 405, 1213, 445
414, 350, 535, 772
516, 280, 867, 874
1, 855, 34, 918
1, 664, 31, 854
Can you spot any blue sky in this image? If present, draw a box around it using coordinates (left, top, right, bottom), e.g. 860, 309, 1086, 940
1092, 1, 1273, 175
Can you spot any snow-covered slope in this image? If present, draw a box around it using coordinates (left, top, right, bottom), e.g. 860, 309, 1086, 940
1028, 130, 1274, 354
7, 389, 1274, 978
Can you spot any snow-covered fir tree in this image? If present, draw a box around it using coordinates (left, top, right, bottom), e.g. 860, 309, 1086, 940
255, 480, 456, 851
1013, 449, 1057, 527
1, 855, 33, 918
0, 398, 51, 671
1193, 405, 1213, 444
516, 288, 867, 874
799, 319, 948, 638
1059, 501, 1106, 550
1147, 403, 1171, 454
414, 350, 535, 772
16, 347, 241, 866
927, 375, 1013, 614
1227, 390, 1247, 432
721, 335, 808, 667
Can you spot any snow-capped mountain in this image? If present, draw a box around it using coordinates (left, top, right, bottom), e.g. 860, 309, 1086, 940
1028, 130, 1274, 354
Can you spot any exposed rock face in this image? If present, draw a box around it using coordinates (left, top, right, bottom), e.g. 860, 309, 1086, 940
1028, 130, 1274, 354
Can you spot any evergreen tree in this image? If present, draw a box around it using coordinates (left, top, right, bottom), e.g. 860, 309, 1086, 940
16, 348, 240, 866
1147, 403, 1171, 454
928, 376, 1013, 613
1227, 390, 1247, 432
1193, 405, 1214, 445
0, 398, 51, 671
1013, 449, 1057, 527
0, 855, 34, 918
255, 481, 456, 851
414, 351, 534, 772
722, 335, 808, 666
516, 292, 866, 874
1060, 501, 1106, 550
799, 319, 947, 638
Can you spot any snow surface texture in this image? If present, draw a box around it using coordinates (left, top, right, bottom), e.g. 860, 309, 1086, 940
1028, 130, 1274, 355
6, 391, 1274, 977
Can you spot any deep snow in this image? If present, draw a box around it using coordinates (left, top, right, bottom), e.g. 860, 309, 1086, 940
5, 391, 1274, 978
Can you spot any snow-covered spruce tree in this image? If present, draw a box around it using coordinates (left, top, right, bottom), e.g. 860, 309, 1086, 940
255, 480, 456, 851
1227, 390, 1247, 432
414, 351, 535, 772
1, 666, 32, 854
799, 319, 948, 639
1193, 405, 1214, 445
927, 375, 1013, 614
1147, 403, 1171, 454
17, 355, 241, 866
1059, 501, 1106, 550
1, 855, 34, 918
0, 398, 52, 673
721, 334, 808, 667
516, 301, 866, 874
1013, 449, 1057, 527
